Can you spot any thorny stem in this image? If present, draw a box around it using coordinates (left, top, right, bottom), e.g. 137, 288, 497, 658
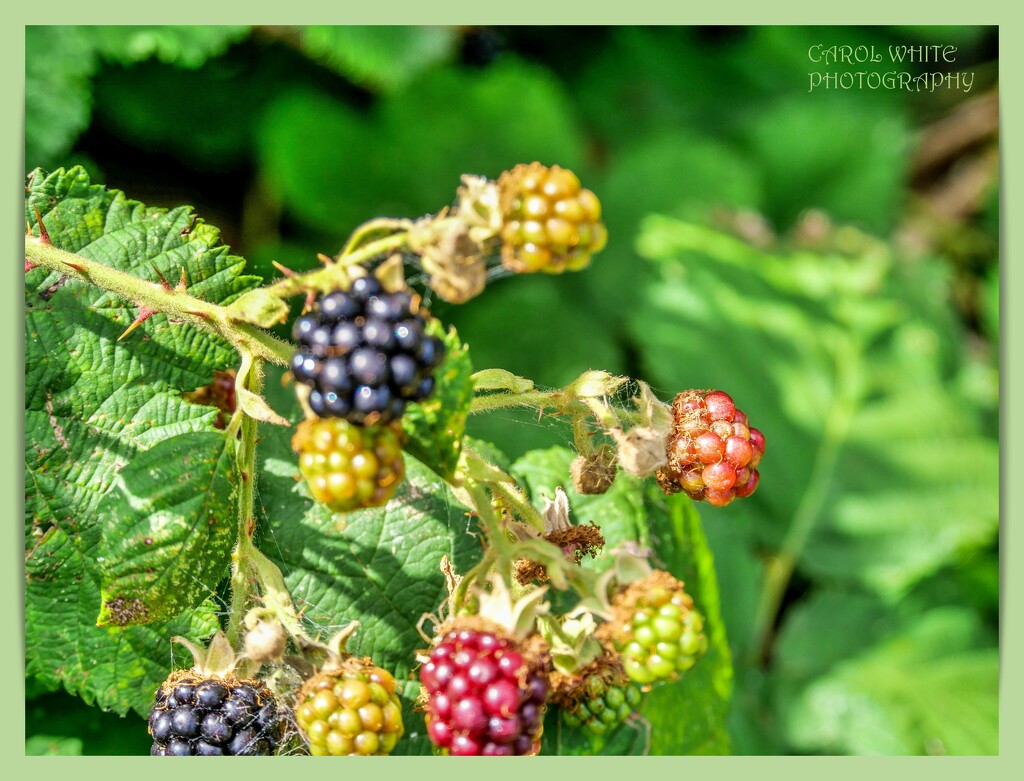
470, 384, 647, 431
340, 217, 415, 257
25, 221, 418, 653
226, 358, 263, 645
263, 232, 413, 299
25, 236, 294, 366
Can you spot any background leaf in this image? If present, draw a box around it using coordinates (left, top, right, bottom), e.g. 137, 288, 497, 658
300, 26, 456, 92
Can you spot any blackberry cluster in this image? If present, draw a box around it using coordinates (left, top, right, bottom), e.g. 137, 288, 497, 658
614, 583, 708, 687
292, 417, 405, 513
656, 389, 764, 507
420, 628, 549, 756
498, 163, 607, 274
291, 276, 445, 425
296, 661, 405, 756
557, 663, 643, 737
148, 673, 283, 756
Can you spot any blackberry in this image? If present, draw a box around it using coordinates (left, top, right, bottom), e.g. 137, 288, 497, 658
419, 626, 549, 756
498, 162, 607, 274
292, 417, 405, 513
291, 277, 445, 426
656, 389, 764, 507
295, 658, 405, 756
552, 653, 643, 738
598, 571, 708, 687
149, 670, 283, 756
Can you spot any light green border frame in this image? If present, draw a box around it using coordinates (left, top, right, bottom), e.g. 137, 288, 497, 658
5, 5, 1016, 778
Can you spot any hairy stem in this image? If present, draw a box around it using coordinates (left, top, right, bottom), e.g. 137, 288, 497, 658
25, 236, 293, 366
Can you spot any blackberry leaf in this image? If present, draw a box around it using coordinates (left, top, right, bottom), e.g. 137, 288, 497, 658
24, 167, 257, 715
400, 323, 473, 480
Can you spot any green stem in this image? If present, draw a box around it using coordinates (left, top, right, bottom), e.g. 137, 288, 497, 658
263, 232, 412, 299
226, 358, 263, 645
469, 389, 557, 414
25, 236, 293, 366
340, 217, 414, 257
751, 335, 860, 664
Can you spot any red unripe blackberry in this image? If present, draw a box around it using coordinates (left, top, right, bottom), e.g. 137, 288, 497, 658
292, 417, 405, 513
149, 670, 283, 756
656, 389, 763, 507
420, 625, 549, 756
497, 163, 607, 274
295, 658, 404, 755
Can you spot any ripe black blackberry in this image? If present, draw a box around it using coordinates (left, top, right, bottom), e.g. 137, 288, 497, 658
149, 672, 283, 756
149, 632, 284, 756
291, 276, 445, 426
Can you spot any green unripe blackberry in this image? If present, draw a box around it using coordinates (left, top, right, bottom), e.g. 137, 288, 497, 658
598, 571, 708, 688
555, 657, 644, 737
292, 417, 405, 513
498, 162, 607, 274
295, 658, 405, 756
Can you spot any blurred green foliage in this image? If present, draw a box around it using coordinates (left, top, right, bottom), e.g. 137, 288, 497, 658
24, 25, 998, 755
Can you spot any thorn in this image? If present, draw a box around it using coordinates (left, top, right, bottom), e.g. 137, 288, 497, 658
63, 259, 87, 273
187, 309, 211, 319
118, 307, 156, 341
32, 206, 51, 245
302, 290, 317, 314
149, 262, 174, 292
272, 260, 297, 277
317, 253, 333, 266
176, 268, 189, 294
25, 258, 37, 272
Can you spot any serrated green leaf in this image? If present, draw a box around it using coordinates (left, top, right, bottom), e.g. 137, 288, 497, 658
300, 26, 455, 92
401, 323, 473, 479
257, 422, 483, 755
24, 167, 256, 713
641, 487, 732, 755
513, 446, 732, 754
97, 432, 237, 626
25, 520, 222, 716
631, 217, 998, 597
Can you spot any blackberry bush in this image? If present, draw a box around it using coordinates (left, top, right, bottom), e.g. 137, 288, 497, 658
25, 162, 736, 758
